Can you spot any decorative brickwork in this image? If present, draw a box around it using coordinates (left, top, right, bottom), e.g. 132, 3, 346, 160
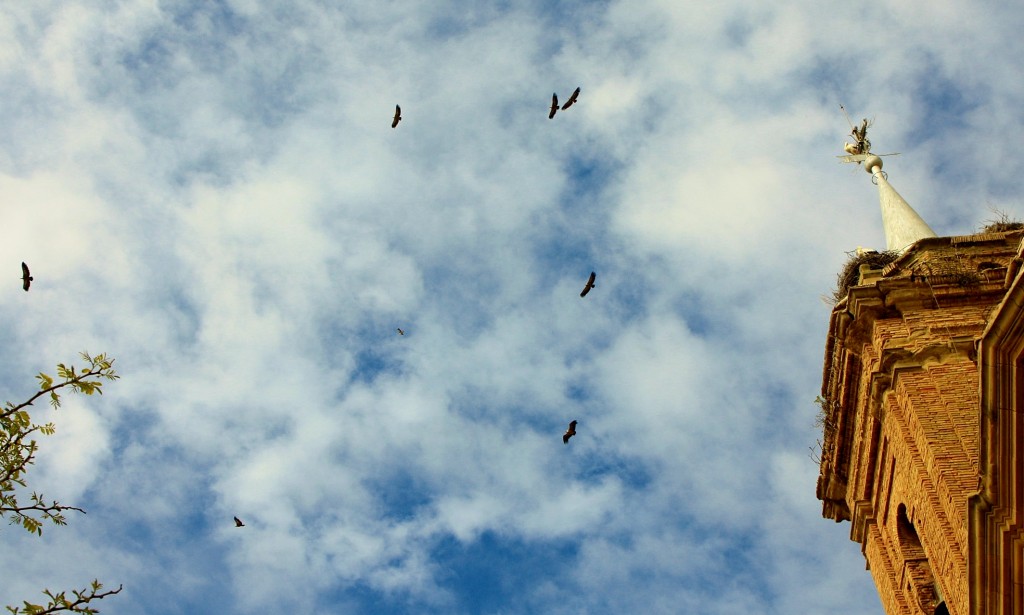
818, 231, 1024, 615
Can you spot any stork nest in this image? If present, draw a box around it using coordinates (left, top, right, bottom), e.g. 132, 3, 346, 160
981, 209, 1024, 233
981, 220, 1024, 233
832, 250, 899, 303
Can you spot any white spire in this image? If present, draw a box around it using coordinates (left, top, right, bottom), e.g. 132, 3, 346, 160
864, 155, 937, 252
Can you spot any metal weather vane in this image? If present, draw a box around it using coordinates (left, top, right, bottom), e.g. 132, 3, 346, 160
837, 105, 899, 164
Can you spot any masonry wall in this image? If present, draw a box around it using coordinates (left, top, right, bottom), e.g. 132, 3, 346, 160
817, 232, 1024, 615
846, 312, 983, 615
873, 359, 979, 615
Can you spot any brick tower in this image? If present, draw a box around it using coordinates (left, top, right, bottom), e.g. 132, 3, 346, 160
816, 154, 1024, 615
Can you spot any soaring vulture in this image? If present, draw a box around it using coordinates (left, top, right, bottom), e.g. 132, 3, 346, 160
21, 262, 32, 292
548, 93, 559, 119
562, 420, 577, 444
397, 328, 405, 336
392, 105, 402, 128
561, 87, 580, 110
580, 271, 596, 297
233, 516, 245, 527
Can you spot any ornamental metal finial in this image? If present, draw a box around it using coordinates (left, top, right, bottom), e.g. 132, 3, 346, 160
836, 105, 899, 165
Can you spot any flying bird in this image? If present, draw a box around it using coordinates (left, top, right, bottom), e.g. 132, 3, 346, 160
563, 420, 578, 444
548, 93, 559, 119
234, 516, 245, 527
392, 105, 402, 128
397, 328, 405, 335
21, 262, 32, 292
561, 87, 580, 110
580, 271, 596, 297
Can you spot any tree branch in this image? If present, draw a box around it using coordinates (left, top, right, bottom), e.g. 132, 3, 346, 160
0, 430, 39, 486
1, 369, 105, 420
2, 354, 121, 612
6, 583, 123, 615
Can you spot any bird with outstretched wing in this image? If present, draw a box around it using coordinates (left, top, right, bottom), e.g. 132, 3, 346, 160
548, 93, 559, 119
234, 516, 245, 527
563, 420, 577, 444
21, 262, 32, 292
561, 87, 580, 110
580, 271, 596, 297
392, 105, 402, 128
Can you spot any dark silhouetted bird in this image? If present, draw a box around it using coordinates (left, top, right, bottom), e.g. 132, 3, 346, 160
548, 94, 559, 119
234, 516, 245, 527
563, 420, 577, 444
21, 262, 32, 292
561, 87, 580, 110
580, 271, 596, 297
397, 328, 405, 335
392, 105, 402, 128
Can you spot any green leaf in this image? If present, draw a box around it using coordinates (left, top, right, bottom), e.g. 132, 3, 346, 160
21, 516, 42, 536
36, 373, 53, 390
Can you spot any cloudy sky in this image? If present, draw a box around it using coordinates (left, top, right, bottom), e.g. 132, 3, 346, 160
2, 1, 1022, 613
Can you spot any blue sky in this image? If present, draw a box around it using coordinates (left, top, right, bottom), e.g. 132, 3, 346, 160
3, 1, 1023, 613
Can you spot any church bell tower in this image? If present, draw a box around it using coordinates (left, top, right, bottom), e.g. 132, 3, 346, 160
816, 121, 1024, 615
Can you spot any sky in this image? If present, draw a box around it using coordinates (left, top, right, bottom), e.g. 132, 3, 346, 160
1, 1, 1023, 613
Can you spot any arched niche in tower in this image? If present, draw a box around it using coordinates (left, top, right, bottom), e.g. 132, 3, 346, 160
896, 503, 926, 558
896, 503, 940, 612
